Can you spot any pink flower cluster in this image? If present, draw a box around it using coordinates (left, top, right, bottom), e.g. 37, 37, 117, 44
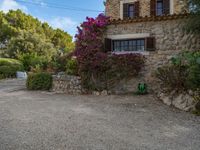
74, 13, 109, 58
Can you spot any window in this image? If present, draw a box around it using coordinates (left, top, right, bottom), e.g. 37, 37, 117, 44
128, 4, 135, 18
112, 39, 145, 52
123, 2, 139, 19
150, 0, 170, 16
156, 0, 164, 16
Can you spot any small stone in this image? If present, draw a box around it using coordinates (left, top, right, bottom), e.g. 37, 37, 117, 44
101, 90, 108, 96
159, 93, 165, 98
172, 94, 186, 110
93, 91, 100, 96
162, 96, 172, 106
188, 90, 194, 96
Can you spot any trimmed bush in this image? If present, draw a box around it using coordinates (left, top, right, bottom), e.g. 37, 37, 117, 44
26, 72, 52, 90
0, 58, 24, 78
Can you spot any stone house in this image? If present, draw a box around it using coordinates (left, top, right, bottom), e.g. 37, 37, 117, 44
103, 0, 200, 93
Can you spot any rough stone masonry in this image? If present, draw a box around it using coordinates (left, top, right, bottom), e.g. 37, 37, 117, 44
106, 18, 200, 91
105, 0, 188, 19
52, 75, 82, 95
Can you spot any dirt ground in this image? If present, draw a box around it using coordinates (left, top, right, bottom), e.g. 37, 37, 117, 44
0, 79, 200, 150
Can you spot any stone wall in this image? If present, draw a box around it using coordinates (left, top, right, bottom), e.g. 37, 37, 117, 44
52, 75, 82, 94
107, 19, 200, 51
105, 0, 188, 19
106, 18, 200, 92
158, 90, 200, 112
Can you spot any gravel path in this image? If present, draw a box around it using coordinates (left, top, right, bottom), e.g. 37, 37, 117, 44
0, 79, 200, 150
0, 79, 26, 92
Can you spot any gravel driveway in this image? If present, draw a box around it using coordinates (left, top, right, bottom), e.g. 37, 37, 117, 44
0, 79, 200, 150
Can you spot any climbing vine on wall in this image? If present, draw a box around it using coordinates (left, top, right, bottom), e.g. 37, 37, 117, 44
74, 14, 145, 91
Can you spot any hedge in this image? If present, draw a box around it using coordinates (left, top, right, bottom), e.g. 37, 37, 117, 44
0, 58, 24, 78
26, 72, 53, 90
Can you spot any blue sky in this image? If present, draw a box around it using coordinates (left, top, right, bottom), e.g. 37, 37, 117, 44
0, 0, 105, 38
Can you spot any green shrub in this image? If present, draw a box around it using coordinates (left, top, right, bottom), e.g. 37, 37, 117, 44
26, 72, 52, 90
0, 74, 4, 80
156, 65, 188, 92
172, 51, 200, 90
66, 58, 78, 75
0, 58, 24, 78
30, 64, 43, 73
0, 58, 23, 66
187, 64, 200, 90
17, 53, 48, 71
156, 51, 200, 92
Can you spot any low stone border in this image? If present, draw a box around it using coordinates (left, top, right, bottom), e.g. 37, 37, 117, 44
157, 90, 199, 112
52, 74, 140, 95
52, 75, 82, 94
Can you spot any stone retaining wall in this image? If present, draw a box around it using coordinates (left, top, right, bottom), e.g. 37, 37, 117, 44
157, 91, 200, 112
52, 75, 82, 94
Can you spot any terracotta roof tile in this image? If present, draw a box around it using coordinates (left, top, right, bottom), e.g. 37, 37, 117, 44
108, 13, 190, 25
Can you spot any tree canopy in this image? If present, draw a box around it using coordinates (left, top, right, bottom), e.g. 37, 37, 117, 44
0, 10, 75, 71
0, 9, 74, 53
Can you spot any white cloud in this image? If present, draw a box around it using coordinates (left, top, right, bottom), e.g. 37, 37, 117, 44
37, 16, 78, 37
34, 0, 47, 7
0, 0, 27, 13
48, 17, 77, 31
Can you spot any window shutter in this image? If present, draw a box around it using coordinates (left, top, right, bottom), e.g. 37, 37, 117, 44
123, 3, 129, 19
150, 0, 156, 16
134, 1, 140, 17
146, 37, 156, 51
104, 38, 112, 52
163, 0, 170, 15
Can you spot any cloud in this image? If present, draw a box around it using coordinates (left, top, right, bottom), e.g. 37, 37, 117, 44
34, 0, 47, 7
48, 17, 77, 31
0, 0, 27, 13
37, 16, 78, 38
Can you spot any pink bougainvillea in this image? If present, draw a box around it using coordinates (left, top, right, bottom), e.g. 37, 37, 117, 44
74, 13, 109, 58
73, 14, 145, 91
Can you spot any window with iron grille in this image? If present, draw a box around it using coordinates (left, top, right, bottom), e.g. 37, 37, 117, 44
128, 4, 135, 18
123, 2, 139, 19
112, 39, 145, 52
151, 0, 170, 16
156, 0, 164, 16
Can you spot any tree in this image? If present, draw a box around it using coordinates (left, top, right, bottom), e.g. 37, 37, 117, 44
51, 29, 74, 53
0, 11, 17, 44
6, 30, 57, 70
0, 10, 74, 53
0, 9, 75, 71
0, 10, 74, 71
